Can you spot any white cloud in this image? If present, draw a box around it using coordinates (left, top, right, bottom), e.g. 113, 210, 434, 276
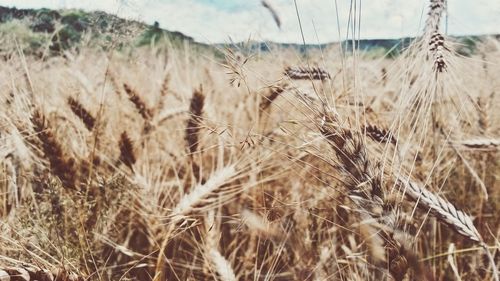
0, 0, 498, 43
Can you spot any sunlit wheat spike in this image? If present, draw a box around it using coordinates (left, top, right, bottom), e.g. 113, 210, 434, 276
459, 138, 499, 150
207, 249, 238, 281
396, 175, 482, 242
241, 209, 281, 238
284, 66, 331, 80
171, 165, 237, 219
204, 211, 237, 281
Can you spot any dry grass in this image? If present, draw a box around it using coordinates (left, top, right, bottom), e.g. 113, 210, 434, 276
0, 2, 499, 280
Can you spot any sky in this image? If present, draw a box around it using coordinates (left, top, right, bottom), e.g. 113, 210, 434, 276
0, 0, 499, 44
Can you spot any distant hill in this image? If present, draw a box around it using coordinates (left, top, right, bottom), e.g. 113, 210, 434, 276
0, 5, 497, 58
0, 5, 212, 56
223, 34, 499, 58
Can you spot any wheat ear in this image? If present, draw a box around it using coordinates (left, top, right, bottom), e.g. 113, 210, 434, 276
459, 138, 499, 150
185, 86, 205, 155
259, 84, 287, 112
319, 111, 413, 280
284, 66, 331, 80
396, 175, 481, 242
31, 110, 78, 189
67, 97, 95, 131
171, 165, 237, 219
207, 249, 237, 281
261, 0, 281, 29
156, 165, 238, 281
118, 131, 136, 171
365, 124, 397, 145
123, 83, 152, 120
397, 175, 499, 280
205, 210, 237, 281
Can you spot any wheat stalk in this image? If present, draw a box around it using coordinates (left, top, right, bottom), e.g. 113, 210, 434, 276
205, 210, 237, 281
241, 209, 281, 238
156, 107, 188, 125
106, 69, 123, 97
185, 86, 205, 182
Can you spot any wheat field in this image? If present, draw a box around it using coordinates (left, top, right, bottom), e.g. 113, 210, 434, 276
0, 1, 499, 280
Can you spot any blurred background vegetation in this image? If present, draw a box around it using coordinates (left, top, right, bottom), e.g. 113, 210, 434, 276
0, 5, 496, 59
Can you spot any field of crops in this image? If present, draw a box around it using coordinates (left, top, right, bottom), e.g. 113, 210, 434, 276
0, 1, 499, 280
